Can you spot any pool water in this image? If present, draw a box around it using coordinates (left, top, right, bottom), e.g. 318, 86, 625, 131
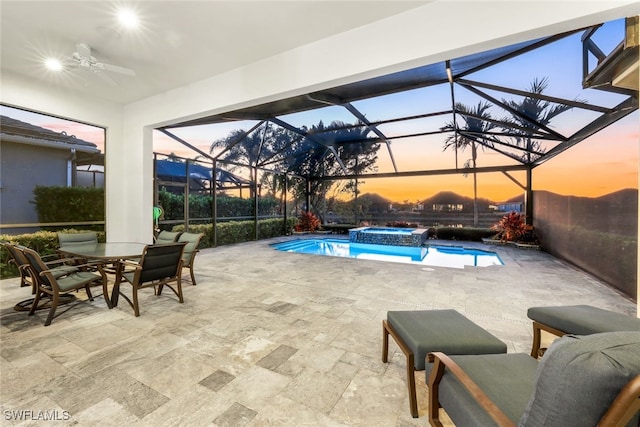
271, 238, 504, 269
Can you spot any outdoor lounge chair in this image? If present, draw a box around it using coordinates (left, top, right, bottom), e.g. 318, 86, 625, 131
527, 304, 640, 357
114, 242, 186, 316
177, 232, 203, 285
21, 246, 109, 326
382, 310, 507, 417
427, 331, 640, 427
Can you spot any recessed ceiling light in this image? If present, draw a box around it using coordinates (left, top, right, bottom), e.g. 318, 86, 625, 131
117, 8, 139, 29
44, 58, 63, 71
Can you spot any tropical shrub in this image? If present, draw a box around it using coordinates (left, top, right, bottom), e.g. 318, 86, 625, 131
491, 211, 534, 242
294, 212, 321, 232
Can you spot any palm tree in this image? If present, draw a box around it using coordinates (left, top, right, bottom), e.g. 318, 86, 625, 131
442, 101, 496, 226
501, 77, 577, 163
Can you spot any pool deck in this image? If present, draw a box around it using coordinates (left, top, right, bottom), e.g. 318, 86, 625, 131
1, 237, 636, 426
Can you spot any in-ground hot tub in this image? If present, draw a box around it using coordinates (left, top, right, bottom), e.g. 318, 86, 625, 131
349, 227, 428, 247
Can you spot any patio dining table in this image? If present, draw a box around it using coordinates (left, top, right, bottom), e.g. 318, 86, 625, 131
58, 242, 148, 306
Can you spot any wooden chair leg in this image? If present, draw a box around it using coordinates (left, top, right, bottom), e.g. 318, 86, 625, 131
530, 322, 542, 358
530, 321, 566, 359
85, 285, 94, 301
382, 320, 389, 363
132, 286, 140, 317
383, 319, 420, 418
428, 355, 446, 427
176, 277, 184, 303
406, 352, 418, 418
44, 293, 60, 326
28, 291, 43, 316
189, 265, 197, 286
102, 279, 112, 309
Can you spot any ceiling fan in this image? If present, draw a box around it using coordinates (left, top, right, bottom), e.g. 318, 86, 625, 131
69, 43, 136, 84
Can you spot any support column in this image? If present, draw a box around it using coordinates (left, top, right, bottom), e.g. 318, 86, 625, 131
525, 165, 533, 225
305, 178, 311, 213
253, 167, 259, 241
283, 173, 288, 235
212, 159, 217, 247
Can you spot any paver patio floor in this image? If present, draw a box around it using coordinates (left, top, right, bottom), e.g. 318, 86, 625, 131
1, 237, 636, 426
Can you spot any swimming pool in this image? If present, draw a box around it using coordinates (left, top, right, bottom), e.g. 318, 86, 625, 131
271, 238, 504, 269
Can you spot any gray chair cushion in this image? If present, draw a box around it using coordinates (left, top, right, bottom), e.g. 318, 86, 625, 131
388, 310, 506, 370
527, 305, 640, 335
519, 331, 640, 427
426, 353, 538, 426
177, 232, 203, 264
57, 232, 98, 246
156, 231, 181, 244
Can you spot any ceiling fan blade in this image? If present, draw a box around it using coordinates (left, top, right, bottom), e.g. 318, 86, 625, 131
94, 70, 118, 86
100, 62, 136, 76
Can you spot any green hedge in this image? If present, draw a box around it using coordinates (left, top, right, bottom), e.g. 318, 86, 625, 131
321, 224, 357, 234
158, 189, 281, 219
434, 226, 495, 241
33, 186, 105, 229
0, 229, 106, 279
172, 217, 297, 247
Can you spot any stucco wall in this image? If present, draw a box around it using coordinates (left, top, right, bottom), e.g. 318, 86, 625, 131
0, 141, 69, 232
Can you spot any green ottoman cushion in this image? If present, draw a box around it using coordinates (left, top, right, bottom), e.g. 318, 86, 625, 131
527, 305, 640, 335
387, 309, 507, 370
519, 331, 640, 427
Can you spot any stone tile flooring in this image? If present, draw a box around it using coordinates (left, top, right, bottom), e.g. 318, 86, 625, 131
1, 237, 636, 426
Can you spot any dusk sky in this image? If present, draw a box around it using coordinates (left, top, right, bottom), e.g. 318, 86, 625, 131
3, 17, 637, 203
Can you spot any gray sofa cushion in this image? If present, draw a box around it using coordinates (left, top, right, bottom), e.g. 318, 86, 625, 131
519, 331, 640, 427
527, 305, 640, 335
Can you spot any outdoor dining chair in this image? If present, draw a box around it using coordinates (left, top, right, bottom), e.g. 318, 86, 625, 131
57, 231, 98, 247
114, 242, 186, 316
2, 241, 77, 292
154, 230, 181, 244
21, 246, 109, 326
57, 231, 99, 266
177, 232, 204, 285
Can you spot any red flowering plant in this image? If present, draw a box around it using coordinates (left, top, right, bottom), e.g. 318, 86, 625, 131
491, 211, 534, 243
294, 212, 321, 232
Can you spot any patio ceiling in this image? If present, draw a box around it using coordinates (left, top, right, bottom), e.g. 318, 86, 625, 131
159, 19, 639, 181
